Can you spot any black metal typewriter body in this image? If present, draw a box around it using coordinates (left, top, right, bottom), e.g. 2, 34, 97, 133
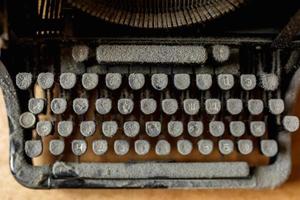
1, 0, 300, 189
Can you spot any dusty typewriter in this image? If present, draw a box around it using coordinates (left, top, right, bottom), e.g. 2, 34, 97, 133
1, 0, 300, 189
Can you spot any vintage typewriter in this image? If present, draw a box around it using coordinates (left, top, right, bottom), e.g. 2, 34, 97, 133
1, 0, 300, 189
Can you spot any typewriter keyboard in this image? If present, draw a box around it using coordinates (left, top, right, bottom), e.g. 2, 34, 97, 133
15, 44, 299, 167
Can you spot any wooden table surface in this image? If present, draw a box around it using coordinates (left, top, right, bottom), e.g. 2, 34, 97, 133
1, 89, 300, 200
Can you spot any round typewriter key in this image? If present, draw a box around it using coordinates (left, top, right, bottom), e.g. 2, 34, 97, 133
73, 98, 89, 115
183, 99, 200, 115
16, 73, 32, 90
259, 73, 279, 91
118, 99, 134, 115
174, 74, 190, 90
72, 140, 87, 156
177, 140, 193, 155
25, 140, 43, 158
188, 121, 203, 137
28, 98, 45, 115
128, 73, 145, 90
19, 112, 36, 129
49, 140, 65, 156
135, 140, 150, 155
198, 140, 213, 155
106, 73, 122, 90
145, 121, 161, 137
240, 74, 256, 91
36, 121, 52, 137
168, 121, 183, 137
217, 74, 234, 90
238, 140, 253, 155
218, 140, 234, 155
151, 74, 168, 91
283, 116, 300, 132
260, 140, 278, 157
209, 121, 225, 137
80, 121, 96, 137
140, 98, 157, 115
205, 99, 221, 115
196, 74, 212, 90
155, 140, 171, 156
250, 121, 266, 137
229, 121, 245, 137
92, 140, 108, 155
51, 98, 67, 115
96, 98, 112, 115
102, 121, 118, 137
82, 73, 98, 90
162, 99, 178, 115
123, 121, 140, 137
248, 99, 264, 115
114, 140, 129, 156
212, 45, 230, 63
60, 73, 77, 89
268, 99, 285, 115
226, 99, 243, 115
58, 121, 73, 137
72, 45, 89, 62
37, 72, 54, 89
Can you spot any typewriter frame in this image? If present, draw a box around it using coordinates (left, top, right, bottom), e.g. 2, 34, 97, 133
2, 36, 299, 189
1, 0, 300, 189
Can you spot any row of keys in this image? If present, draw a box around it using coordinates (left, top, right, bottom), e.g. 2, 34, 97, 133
24, 139, 278, 158
15, 72, 279, 91
19, 118, 300, 138
26, 97, 286, 116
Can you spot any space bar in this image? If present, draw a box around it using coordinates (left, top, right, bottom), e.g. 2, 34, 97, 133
53, 162, 250, 179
